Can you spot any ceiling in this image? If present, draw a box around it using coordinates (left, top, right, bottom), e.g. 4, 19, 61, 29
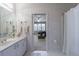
15, 3, 77, 12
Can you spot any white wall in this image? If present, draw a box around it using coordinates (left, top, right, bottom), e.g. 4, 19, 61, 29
15, 3, 76, 52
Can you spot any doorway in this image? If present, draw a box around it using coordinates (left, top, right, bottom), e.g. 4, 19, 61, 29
32, 14, 47, 51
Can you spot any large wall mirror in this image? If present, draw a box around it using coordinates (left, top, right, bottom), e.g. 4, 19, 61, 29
0, 4, 16, 41
0, 3, 27, 42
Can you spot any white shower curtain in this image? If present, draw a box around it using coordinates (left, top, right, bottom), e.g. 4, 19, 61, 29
64, 4, 79, 55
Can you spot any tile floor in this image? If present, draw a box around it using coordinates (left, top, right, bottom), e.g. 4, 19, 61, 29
24, 50, 65, 56
24, 38, 65, 56
34, 39, 46, 51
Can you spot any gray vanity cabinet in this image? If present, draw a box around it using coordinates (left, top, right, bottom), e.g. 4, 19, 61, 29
1, 44, 17, 56
0, 38, 27, 56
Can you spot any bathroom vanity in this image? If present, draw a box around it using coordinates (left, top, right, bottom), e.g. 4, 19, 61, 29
0, 4, 28, 56
0, 35, 27, 56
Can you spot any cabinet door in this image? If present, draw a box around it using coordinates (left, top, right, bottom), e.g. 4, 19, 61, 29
22, 39, 26, 55
0, 52, 2, 56
16, 39, 27, 56
23, 39, 27, 52
16, 43, 21, 56
2, 44, 16, 56
21, 39, 26, 55
16, 40, 24, 56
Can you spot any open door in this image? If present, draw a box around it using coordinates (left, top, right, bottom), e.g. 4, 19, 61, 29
32, 14, 47, 51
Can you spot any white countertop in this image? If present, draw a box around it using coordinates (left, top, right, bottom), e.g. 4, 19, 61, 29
0, 34, 27, 52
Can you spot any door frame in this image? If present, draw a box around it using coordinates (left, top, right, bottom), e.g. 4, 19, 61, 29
32, 13, 48, 51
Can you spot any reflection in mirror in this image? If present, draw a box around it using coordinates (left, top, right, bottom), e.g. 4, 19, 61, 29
0, 3, 16, 43
0, 3, 27, 43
